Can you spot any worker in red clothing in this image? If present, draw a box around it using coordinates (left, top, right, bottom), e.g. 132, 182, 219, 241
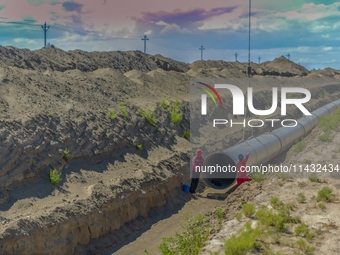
236, 153, 252, 186
190, 149, 204, 193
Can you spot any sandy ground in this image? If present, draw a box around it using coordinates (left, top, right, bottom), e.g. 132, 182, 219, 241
1, 46, 340, 254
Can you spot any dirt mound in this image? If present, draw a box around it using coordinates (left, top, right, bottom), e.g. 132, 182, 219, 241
259, 55, 309, 76
0, 46, 189, 73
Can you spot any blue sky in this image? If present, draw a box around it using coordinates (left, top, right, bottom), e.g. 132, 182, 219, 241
1, 0, 340, 70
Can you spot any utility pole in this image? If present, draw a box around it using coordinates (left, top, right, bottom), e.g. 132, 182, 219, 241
141, 35, 149, 54
41, 22, 50, 48
199, 46, 205, 60
234, 52, 238, 62
247, 0, 251, 77
258, 56, 261, 64
286, 53, 290, 60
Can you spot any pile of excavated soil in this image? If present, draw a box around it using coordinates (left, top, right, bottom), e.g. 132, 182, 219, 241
0, 46, 340, 254
200, 124, 340, 255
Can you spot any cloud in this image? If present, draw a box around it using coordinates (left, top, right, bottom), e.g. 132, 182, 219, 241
13, 38, 38, 45
322, 46, 333, 51
144, 30, 152, 35
62, 1, 84, 13
21, 15, 37, 23
132, 6, 238, 33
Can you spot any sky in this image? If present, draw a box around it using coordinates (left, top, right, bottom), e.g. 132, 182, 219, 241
1, 0, 340, 70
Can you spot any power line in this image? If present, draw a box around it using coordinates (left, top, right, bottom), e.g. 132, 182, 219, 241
199, 46, 205, 60
141, 35, 149, 53
41, 22, 50, 47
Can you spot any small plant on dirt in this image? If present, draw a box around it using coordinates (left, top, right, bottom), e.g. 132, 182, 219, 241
277, 172, 290, 180
119, 102, 128, 119
144, 249, 151, 255
297, 193, 306, 203
170, 108, 182, 124
48, 111, 55, 116
318, 203, 326, 211
318, 108, 340, 132
183, 129, 191, 140
49, 168, 62, 185
251, 171, 266, 182
295, 223, 309, 236
242, 202, 256, 217
293, 140, 306, 154
332, 154, 337, 159
63, 148, 71, 161
309, 173, 320, 183
270, 196, 283, 209
296, 238, 315, 255
106, 110, 116, 120
170, 98, 181, 111
158, 213, 210, 255
173, 139, 177, 144
304, 159, 312, 164
159, 97, 169, 109
316, 187, 334, 202
140, 109, 158, 126
318, 131, 332, 142
136, 144, 143, 150
306, 231, 316, 241
224, 221, 261, 255
215, 207, 225, 230
236, 212, 243, 221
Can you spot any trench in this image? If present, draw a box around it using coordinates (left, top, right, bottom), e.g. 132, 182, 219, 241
0, 82, 340, 254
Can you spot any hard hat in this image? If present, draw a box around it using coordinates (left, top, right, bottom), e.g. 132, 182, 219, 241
238, 154, 244, 160
196, 149, 203, 155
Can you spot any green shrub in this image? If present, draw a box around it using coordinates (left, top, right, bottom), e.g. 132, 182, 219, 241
304, 159, 312, 164
318, 108, 340, 132
318, 203, 326, 211
236, 212, 243, 221
119, 102, 128, 119
140, 109, 158, 126
318, 131, 332, 142
255, 208, 286, 232
297, 193, 306, 203
270, 196, 283, 209
251, 171, 266, 182
296, 238, 315, 255
63, 148, 72, 161
316, 187, 334, 202
295, 223, 309, 236
136, 144, 143, 150
106, 110, 116, 120
309, 173, 320, 183
49, 168, 62, 185
224, 221, 261, 255
158, 213, 210, 255
292, 140, 306, 154
215, 207, 225, 230
242, 202, 256, 217
159, 97, 169, 109
170, 98, 181, 111
170, 108, 182, 124
183, 129, 191, 140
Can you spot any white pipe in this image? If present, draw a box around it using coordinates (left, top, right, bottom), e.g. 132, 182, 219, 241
202, 99, 340, 189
